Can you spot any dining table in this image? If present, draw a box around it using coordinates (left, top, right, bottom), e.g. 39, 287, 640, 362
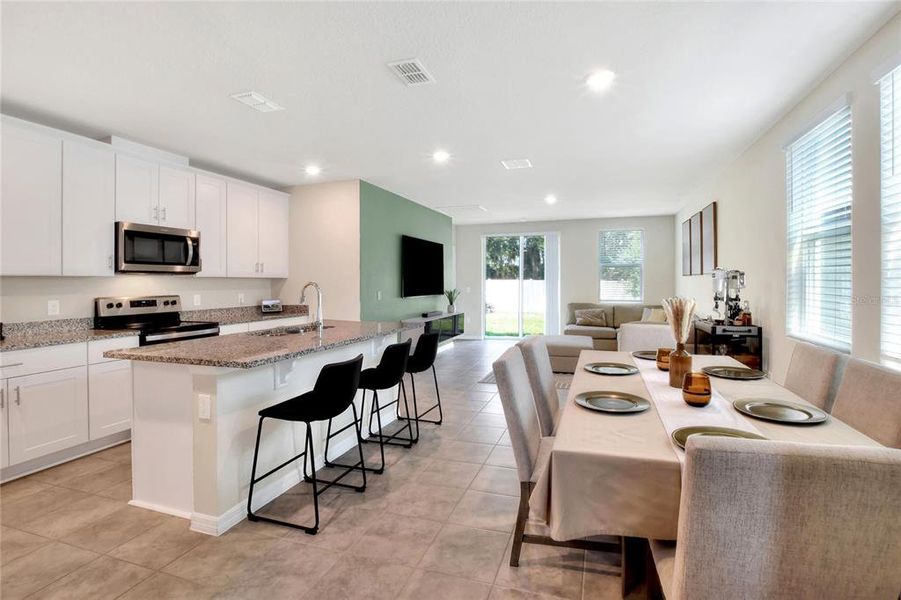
529, 350, 881, 542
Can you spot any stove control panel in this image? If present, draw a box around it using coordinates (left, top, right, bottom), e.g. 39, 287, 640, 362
95, 295, 181, 318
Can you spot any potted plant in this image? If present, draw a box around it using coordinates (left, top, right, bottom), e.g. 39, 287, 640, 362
444, 289, 461, 313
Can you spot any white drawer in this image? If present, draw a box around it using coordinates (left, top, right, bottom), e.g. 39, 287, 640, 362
88, 336, 140, 364
246, 316, 309, 332
219, 323, 250, 335
0, 342, 87, 378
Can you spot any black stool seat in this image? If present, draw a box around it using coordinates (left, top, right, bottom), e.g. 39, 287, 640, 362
259, 390, 336, 423
359, 367, 400, 390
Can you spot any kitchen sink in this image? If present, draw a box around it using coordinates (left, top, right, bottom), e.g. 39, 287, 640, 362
250, 325, 335, 337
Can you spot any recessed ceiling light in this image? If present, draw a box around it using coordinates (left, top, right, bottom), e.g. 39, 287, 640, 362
230, 90, 284, 112
586, 70, 616, 93
305, 165, 321, 176
545, 194, 558, 205
433, 150, 451, 164
501, 158, 533, 170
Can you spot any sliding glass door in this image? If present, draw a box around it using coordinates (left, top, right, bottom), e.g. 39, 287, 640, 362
484, 235, 547, 337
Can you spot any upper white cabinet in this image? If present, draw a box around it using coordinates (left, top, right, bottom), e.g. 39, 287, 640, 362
62, 140, 116, 276
1, 121, 62, 276
115, 154, 159, 225
226, 182, 261, 278
158, 166, 196, 230
258, 190, 290, 278
195, 174, 227, 277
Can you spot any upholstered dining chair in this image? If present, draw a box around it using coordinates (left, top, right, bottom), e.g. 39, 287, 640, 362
492, 346, 620, 568
645, 437, 901, 600
518, 336, 565, 436
783, 340, 841, 411
831, 358, 901, 448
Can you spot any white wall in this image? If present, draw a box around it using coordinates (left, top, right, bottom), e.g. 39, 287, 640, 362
674, 13, 900, 383
455, 215, 675, 338
0, 276, 272, 322
273, 180, 361, 321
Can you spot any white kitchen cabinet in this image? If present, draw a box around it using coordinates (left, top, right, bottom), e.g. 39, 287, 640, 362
115, 154, 159, 225
1, 120, 62, 276
158, 166, 195, 230
88, 361, 132, 439
226, 182, 261, 278
1, 381, 9, 468
258, 190, 290, 278
62, 140, 116, 276
8, 366, 89, 464
195, 174, 227, 277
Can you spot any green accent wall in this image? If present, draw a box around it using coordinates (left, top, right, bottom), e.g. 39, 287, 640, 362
359, 180, 453, 322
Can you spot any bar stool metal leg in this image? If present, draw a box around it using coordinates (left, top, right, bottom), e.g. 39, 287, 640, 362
324, 389, 385, 475
365, 383, 416, 447
402, 365, 444, 427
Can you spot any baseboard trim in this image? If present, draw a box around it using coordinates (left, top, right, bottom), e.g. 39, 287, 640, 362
1, 430, 131, 483
129, 499, 192, 520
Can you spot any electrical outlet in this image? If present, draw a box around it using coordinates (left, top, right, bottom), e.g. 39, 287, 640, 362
238, 293, 246, 304
466, 286, 472, 293
197, 393, 212, 421
193, 294, 202, 307
47, 300, 60, 316
376, 290, 382, 301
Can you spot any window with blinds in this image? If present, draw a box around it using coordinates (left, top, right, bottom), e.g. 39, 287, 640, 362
881, 65, 901, 365
785, 104, 853, 350
599, 230, 643, 302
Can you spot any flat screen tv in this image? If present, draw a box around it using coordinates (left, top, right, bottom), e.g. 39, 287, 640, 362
401, 235, 444, 297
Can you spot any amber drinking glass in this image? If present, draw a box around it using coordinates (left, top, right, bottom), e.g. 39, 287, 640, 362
656, 348, 672, 371
682, 372, 712, 407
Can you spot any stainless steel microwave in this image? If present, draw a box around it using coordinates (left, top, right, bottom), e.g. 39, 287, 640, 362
116, 222, 201, 274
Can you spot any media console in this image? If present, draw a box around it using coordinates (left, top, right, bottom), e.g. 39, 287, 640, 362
401, 311, 464, 344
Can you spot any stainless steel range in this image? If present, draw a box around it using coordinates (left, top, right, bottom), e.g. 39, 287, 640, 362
94, 295, 219, 345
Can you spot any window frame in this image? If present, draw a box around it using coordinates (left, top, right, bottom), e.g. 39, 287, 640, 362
597, 228, 645, 304
879, 64, 901, 368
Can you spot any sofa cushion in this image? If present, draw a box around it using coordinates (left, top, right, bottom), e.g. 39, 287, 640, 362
567, 303, 614, 325
612, 304, 647, 327
575, 308, 608, 327
563, 324, 617, 340
544, 334, 593, 356
641, 307, 668, 323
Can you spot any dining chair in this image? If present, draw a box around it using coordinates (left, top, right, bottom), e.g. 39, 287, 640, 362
492, 346, 620, 567
783, 340, 841, 411
518, 336, 564, 436
645, 437, 901, 599
831, 357, 901, 448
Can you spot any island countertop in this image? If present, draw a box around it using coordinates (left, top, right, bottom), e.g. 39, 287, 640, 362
103, 319, 418, 369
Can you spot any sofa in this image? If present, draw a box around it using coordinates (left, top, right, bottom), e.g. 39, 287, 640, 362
563, 302, 664, 350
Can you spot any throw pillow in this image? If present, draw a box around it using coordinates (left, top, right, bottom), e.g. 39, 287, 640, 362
575, 308, 607, 327
641, 307, 668, 323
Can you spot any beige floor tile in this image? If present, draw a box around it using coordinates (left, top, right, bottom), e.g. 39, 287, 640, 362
418, 524, 510, 583
489, 587, 564, 599
348, 511, 443, 567
60, 505, 170, 553
28, 555, 153, 600
54, 461, 131, 495
17, 494, 124, 539
94, 480, 133, 501
0, 526, 51, 565
471, 465, 520, 497
299, 554, 412, 600
29, 454, 116, 485
118, 572, 219, 600
0, 542, 98, 600
385, 481, 466, 520
485, 445, 517, 469
286, 505, 380, 550
448, 490, 519, 533
0, 476, 53, 505
92, 441, 132, 464
161, 529, 282, 587
456, 425, 506, 445
399, 569, 493, 600
581, 549, 623, 600
495, 540, 585, 600
469, 413, 509, 429
480, 399, 506, 415
431, 440, 495, 464
0, 486, 92, 528
109, 518, 206, 570
415, 459, 482, 488
497, 432, 512, 447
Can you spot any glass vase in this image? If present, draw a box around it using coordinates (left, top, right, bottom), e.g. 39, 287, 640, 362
668, 343, 692, 388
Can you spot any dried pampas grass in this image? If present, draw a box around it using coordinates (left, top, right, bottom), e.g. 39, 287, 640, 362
662, 297, 697, 344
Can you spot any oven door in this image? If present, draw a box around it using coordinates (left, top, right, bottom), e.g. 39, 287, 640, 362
116, 222, 201, 273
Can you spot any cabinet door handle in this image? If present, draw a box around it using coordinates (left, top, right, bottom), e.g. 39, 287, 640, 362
108, 255, 114, 270
161, 206, 167, 221
14, 386, 21, 406
260, 262, 264, 273
153, 206, 159, 221
1, 388, 4, 409
1, 362, 24, 368
254, 262, 259, 273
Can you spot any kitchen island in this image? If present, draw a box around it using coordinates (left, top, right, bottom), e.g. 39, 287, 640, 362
105, 319, 418, 535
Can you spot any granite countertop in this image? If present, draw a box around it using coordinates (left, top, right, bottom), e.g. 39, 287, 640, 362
0, 322, 140, 352
104, 320, 417, 369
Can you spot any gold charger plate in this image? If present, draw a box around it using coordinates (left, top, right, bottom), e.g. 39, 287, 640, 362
733, 398, 828, 425
584, 362, 639, 376
672, 426, 766, 450
701, 365, 766, 380
631, 350, 658, 361
574, 391, 650, 414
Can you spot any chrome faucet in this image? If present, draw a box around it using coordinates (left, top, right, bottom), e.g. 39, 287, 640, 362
300, 281, 323, 334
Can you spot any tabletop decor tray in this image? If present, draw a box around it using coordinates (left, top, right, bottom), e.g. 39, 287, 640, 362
631, 350, 658, 361
584, 362, 639, 376
672, 426, 766, 450
733, 398, 828, 425
575, 391, 650, 414
701, 365, 766, 380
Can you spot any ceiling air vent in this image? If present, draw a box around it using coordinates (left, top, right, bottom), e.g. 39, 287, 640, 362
230, 91, 284, 112
435, 205, 488, 217
388, 59, 435, 86
501, 158, 533, 170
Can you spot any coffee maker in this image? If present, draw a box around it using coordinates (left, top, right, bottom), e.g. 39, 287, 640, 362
712, 268, 745, 323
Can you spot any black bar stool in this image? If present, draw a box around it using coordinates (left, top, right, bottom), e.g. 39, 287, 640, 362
247, 354, 364, 535
325, 339, 414, 474
399, 333, 443, 439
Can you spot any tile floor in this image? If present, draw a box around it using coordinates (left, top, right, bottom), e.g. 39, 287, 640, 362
0, 340, 625, 600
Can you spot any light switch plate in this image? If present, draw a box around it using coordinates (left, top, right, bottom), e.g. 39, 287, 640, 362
197, 393, 212, 421
238, 293, 245, 304
47, 300, 60, 316
193, 294, 202, 307
376, 290, 382, 301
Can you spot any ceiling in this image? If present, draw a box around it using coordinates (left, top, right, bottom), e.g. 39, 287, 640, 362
2, 2, 897, 224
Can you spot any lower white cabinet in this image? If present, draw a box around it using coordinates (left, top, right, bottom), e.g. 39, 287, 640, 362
7, 366, 89, 465
88, 361, 133, 439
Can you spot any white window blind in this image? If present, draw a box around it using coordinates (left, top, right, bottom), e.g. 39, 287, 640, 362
785, 104, 853, 350
599, 230, 643, 302
881, 65, 901, 364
